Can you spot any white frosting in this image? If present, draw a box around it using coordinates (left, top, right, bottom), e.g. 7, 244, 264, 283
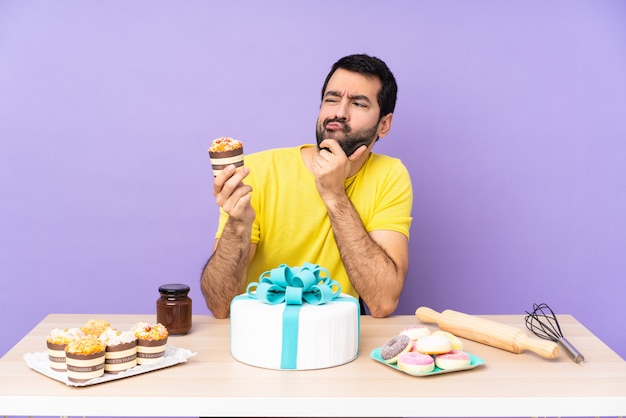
400, 326, 431, 341
47, 327, 84, 344
415, 335, 452, 354
131, 322, 150, 332
230, 295, 360, 370
99, 328, 136, 346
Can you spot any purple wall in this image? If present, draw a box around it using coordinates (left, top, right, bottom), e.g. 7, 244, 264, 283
1, 1, 625, 361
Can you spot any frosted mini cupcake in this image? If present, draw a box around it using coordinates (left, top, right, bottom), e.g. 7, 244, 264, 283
46, 328, 84, 372
208, 136, 244, 176
132, 322, 169, 365
81, 319, 112, 337
100, 328, 138, 374
65, 337, 106, 383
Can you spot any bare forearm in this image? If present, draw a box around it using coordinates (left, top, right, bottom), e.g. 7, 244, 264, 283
326, 196, 404, 317
200, 220, 251, 318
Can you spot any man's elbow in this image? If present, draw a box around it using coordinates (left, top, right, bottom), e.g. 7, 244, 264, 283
202, 289, 231, 319
211, 309, 230, 319
368, 299, 399, 318
208, 303, 230, 319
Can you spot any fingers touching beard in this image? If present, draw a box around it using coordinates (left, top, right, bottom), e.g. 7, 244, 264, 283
316, 118, 379, 157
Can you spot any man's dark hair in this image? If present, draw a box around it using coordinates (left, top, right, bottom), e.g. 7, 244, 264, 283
321, 54, 398, 120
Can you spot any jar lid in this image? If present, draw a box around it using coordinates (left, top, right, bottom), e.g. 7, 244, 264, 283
159, 284, 190, 294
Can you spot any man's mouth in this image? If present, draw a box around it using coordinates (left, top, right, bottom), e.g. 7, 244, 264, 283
324, 118, 349, 132
325, 121, 344, 131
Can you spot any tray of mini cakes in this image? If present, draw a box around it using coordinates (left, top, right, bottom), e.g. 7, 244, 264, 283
371, 325, 485, 376
23, 319, 196, 386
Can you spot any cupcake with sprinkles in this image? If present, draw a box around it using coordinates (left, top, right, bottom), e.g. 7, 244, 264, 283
132, 322, 169, 365
65, 336, 106, 383
208, 136, 244, 176
99, 328, 138, 374
46, 327, 84, 372
81, 319, 112, 337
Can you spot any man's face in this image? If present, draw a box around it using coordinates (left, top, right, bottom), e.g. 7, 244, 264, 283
316, 69, 383, 156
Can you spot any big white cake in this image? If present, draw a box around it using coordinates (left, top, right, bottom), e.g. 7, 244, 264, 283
230, 293, 360, 370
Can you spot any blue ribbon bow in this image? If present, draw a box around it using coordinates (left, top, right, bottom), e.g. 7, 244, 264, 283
246, 262, 342, 306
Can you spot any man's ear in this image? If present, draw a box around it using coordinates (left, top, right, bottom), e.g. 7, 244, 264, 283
377, 113, 393, 139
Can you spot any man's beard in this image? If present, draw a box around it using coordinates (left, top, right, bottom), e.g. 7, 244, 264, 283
316, 118, 379, 157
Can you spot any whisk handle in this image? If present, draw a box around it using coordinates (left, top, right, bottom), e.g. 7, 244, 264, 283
559, 337, 585, 364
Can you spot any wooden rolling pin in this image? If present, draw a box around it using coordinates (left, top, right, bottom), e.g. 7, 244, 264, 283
415, 306, 559, 359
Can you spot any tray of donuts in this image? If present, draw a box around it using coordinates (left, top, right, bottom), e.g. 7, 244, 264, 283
370, 325, 485, 376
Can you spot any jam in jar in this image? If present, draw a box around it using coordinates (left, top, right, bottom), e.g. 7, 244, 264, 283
156, 284, 192, 335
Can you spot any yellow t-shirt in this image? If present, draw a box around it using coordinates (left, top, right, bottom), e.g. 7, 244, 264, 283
216, 145, 413, 298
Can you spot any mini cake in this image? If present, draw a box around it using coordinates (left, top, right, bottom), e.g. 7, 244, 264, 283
81, 319, 112, 337
435, 349, 472, 370
46, 328, 84, 372
432, 330, 464, 350
380, 334, 412, 364
399, 326, 431, 341
65, 337, 106, 383
230, 294, 360, 370
397, 351, 435, 374
132, 322, 169, 365
208, 136, 244, 176
415, 335, 453, 355
100, 328, 138, 374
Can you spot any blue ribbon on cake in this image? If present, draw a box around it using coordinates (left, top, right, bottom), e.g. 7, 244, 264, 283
246, 262, 343, 369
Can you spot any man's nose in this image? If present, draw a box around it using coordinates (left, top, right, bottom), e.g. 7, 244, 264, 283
333, 99, 350, 121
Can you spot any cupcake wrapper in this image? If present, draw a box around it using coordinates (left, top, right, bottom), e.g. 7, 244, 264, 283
105, 341, 138, 373
136, 337, 167, 365
209, 148, 244, 176
46, 342, 67, 372
66, 351, 105, 383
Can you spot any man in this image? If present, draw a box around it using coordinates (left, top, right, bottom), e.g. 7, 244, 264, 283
201, 54, 413, 319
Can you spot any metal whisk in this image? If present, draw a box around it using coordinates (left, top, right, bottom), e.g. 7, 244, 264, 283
524, 303, 585, 364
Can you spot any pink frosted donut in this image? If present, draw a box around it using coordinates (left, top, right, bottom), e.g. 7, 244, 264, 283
415, 335, 452, 355
435, 349, 471, 370
397, 352, 435, 375
380, 334, 411, 364
399, 326, 431, 341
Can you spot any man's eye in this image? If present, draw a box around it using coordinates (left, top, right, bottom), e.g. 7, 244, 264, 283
354, 102, 367, 108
